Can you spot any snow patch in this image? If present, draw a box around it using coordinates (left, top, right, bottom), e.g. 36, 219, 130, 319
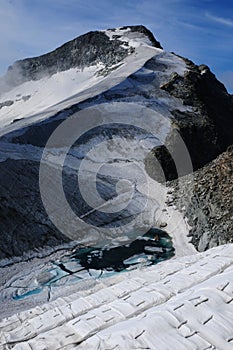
104, 27, 158, 49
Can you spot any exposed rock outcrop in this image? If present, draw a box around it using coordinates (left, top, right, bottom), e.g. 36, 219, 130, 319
169, 146, 233, 251
161, 58, 233, 173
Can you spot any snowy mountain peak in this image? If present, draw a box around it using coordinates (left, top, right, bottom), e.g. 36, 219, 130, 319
1, 25, 162, 93
0, 25, 165, 129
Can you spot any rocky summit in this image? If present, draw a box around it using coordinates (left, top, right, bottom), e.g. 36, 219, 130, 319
1, 25, 162, 92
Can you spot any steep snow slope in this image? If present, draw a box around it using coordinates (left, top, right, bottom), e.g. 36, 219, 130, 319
0, 64, 105, 127
0, 47, 156, 132
1, 244, 233, 349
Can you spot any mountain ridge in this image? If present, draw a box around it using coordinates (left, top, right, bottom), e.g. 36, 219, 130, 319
0, 25, 232, 260
1, 25, 162, 92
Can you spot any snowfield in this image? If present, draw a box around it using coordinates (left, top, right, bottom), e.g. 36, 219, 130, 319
1, 244, 233, 349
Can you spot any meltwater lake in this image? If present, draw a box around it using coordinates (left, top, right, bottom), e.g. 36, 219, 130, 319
13, 228, 174, 301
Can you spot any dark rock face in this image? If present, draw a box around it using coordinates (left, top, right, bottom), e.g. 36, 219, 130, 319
4, 32, 128, 88
161, 59, 233, 172
0, 159, 70, 259
144, 145, 178, 182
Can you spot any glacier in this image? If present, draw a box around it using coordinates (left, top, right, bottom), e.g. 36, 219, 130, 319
1, 244, 233, 349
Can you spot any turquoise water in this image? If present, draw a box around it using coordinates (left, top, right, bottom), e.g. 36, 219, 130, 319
72, 228, 174, 271
13, 228, 174, 301
13, 288, 43, 300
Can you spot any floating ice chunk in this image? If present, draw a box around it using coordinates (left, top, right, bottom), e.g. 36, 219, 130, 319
144, 246, 163, 253
123, 253, 148, 265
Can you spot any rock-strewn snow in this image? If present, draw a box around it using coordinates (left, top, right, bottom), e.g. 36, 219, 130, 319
1, 244, 233, 349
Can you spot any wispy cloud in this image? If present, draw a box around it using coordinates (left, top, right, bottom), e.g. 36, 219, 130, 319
206, 13, 233, 27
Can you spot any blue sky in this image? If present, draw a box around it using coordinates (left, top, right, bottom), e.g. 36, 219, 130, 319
0, 0, 233, 92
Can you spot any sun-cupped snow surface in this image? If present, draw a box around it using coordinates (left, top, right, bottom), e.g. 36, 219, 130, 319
1, 244, 233, 349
